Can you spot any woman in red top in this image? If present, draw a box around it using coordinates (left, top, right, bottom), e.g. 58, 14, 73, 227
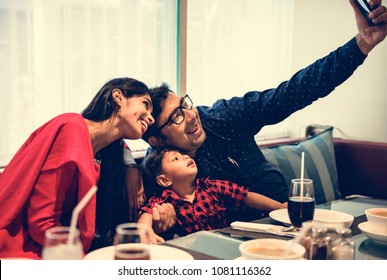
0, 77, 154, 259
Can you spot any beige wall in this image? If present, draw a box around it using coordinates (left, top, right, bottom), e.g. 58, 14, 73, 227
287, 0, 387, 142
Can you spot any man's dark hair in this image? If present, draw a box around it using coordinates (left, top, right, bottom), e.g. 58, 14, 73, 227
142, 83, 172, 142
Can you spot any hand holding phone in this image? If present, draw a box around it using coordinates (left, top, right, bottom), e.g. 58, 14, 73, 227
354, 0, 380, 26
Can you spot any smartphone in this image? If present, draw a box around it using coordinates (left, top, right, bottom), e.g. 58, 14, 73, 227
354, 0, 379, 26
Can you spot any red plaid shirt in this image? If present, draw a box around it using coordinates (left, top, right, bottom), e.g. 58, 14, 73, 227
141, 177, 248, 237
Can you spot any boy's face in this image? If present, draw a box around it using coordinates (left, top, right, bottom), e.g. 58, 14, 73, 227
156, 150, 198, 187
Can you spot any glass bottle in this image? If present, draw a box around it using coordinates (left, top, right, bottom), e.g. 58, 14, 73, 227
309, 226, 328, 260
330, 228, 355, 260
296, 221, 314, 259
325, 226, 339, 259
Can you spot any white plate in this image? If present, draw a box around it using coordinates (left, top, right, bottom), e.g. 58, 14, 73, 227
234, 256, 306, 260
358, 222, 387, 245
269, 208, 353, 227
84, 244, 194, 260
269, 209, 292, 225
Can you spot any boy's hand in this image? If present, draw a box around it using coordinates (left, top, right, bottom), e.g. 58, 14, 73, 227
149, 231, 165, 244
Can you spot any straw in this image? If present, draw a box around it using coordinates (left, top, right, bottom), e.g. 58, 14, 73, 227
300, 152, 305, 201
67, 186, 98, 244
291, 221, 312, 244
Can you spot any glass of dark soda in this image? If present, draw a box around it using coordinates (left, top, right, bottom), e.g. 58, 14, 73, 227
288, 179, 315, 228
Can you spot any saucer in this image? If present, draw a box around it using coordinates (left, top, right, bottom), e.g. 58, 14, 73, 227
269, 208, 353, 227
358, 239, 387, 260
234, 256, 305, 260
84, 244, 194, 260
358, 222, 387, 245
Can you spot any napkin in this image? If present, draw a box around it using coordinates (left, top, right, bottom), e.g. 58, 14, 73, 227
230, 221, 298, 237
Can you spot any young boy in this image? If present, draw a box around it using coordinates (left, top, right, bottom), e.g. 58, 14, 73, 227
139, 147, 287, 244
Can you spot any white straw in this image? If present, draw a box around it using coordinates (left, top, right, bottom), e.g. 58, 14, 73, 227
67, 186, 98, 244
291, 221, 312, 244
300, 152, 305, 201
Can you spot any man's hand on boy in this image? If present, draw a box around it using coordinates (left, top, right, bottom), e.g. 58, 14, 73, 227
152, 203, 177, 233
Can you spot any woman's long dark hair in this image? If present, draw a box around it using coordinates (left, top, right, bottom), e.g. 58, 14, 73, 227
81, 77, 149, 251
82, 77, 149, 121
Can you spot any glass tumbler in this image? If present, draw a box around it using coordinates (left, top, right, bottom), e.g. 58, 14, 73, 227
113, 223, 151, 260
41, 226, 83, 260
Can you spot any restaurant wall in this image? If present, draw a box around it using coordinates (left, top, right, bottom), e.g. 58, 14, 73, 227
287, 0, 387, 142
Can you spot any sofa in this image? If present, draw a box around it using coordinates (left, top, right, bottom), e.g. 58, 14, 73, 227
257, 128, 387, 202
2, 127, 384, 202
133, 127, 387, 204
326, 138, 387, 200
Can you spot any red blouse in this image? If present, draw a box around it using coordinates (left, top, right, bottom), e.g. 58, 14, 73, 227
0, 113, 99, 259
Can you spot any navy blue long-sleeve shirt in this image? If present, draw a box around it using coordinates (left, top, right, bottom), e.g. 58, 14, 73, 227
194, 38, 366, 220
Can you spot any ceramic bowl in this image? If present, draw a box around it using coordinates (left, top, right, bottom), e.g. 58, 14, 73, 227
313, 209, 354, 228
239, 238, 305, 260
365, 208, 387, 230
358, 222, 387, 245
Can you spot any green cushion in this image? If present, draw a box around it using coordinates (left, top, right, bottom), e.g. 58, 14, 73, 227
261, 127, 341, 204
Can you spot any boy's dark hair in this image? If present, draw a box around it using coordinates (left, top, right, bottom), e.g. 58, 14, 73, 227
141, 146, 181, 198
141, 82, 173, 142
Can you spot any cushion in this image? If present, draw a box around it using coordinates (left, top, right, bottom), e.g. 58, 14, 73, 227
261, 127, 341, 204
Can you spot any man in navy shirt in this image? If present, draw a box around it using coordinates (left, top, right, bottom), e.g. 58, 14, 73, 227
142, 0, 387, 222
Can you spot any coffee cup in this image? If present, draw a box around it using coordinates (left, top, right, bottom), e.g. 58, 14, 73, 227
365, 208, 387, 230
239, 238, 305, 260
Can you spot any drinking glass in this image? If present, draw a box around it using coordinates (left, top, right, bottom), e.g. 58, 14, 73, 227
287, 179, 315, 228
113, 223, 151, 260
41, 226, 83, 260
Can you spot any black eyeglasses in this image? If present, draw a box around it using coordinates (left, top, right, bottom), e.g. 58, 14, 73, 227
157, 94, 193, 132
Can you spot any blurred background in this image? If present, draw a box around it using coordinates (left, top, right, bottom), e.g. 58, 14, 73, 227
0, 0, 386, 164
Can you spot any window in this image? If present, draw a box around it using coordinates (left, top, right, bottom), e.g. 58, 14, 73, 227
0, 0, 177, 163
185, 0, 294, 140
0, 0, 294, 164
186, 0, 294, 106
